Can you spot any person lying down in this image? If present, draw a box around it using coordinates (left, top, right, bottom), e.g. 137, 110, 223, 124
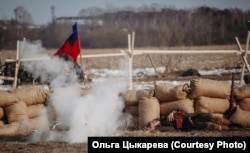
147, 110, 232, 131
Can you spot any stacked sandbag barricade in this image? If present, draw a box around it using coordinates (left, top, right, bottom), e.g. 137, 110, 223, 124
0, 90, 20, 136
188, 79, 231, 117
154, 81, 194, 117
119, 89, 156, 130
187, 78, 232, 130
230, 84, 250, 128
0, 86, 50, 136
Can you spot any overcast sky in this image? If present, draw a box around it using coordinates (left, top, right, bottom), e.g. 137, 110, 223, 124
0, 0, 249, 25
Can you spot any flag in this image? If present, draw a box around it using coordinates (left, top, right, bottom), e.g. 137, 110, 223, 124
54, 22, 81, 63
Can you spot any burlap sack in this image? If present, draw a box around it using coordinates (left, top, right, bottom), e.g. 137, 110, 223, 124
0, 107, 4, 120
212, 113, 229, 119
230, 105, 250, 128
5, 101, 29, 123
136, 89, 154, 100
126, 115, 138, 130
238, 98, 250, 112
46, 102, 66, 130
46, 102, 57, 129
11, 86, 50, 106
234, 84, 250, 101
27, 104, 46, 119
0, 120, 5, 126
119, 89, 154, 107
124, 105, 139, 116
189, 79, 231, 100
138, 97, 160, 129
160, 98, 194, 116
194, 96, 230, 114
16, 108, 50, 135
119, 89, 138, 106
0, 90, 19, 107
0, 122, 20, 136
154, 82, 187, 102
27, 115, 50, 132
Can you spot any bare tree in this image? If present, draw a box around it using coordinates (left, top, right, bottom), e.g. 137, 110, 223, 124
13, 6, 34, 24
78, 7, 104, 17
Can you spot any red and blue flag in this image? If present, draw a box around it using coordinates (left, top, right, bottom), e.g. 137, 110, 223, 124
54, 22, 81, 63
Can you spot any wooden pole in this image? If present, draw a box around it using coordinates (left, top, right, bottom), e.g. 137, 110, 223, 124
147, 54, 161, 78
75, 23, 85, 84
131, 32, 135, 60
13, 40, 21, 89
235, 37, 245, 86
235, 31, 250, 86
128, 33, 133, 90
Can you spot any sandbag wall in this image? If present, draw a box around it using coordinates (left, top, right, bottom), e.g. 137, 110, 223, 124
119, 81, 194, 130
0, 86, 50, 136
119, 79, 249, 130
154, 81, 194, 117
230, 84, 250, 128
188, 78, 231, 118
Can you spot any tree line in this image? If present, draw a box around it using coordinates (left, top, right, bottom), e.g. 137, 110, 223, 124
0, 6, 250, 50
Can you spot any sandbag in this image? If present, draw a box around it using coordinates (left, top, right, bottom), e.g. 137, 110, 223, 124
189, 79, 231, 100
27, 115, 50, 132
230, 105, 250, 128
160, 98, 194, 116
11, 86, 50, 106
154, 82, 187, 102
238, 98, 250, 112
0, 107, 4, 119
119, 89, 138, 106
124, 105, 139, 116
138, 97, 160, 129
27, 104, 46, 119
0, 120, 6, 126
5, 101, 29, 123
234, 84, 250, 101
194, 96, 230, 114
119, 89, 154, 107
46, 102, 64, 130
0, 90, 19, 107
0, 122, 20, 136
46, 102, 57, 129
212, 113, 229, 119
126, 115, 138, 130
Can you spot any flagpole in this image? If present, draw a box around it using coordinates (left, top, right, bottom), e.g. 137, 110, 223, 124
76, 22, 85, 83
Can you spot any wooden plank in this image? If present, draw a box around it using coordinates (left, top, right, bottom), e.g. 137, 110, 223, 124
0, 76, 15, 81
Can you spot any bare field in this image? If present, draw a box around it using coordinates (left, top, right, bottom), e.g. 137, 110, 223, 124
0, 45, 250, 153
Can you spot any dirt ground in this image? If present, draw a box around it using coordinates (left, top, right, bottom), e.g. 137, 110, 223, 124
0, 45, 250, 153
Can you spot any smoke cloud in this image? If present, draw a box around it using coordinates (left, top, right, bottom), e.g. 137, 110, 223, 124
19, 40, 127, 143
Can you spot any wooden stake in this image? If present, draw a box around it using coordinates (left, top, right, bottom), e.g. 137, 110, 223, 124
128, 33, 133, 89
147, 54, 161, 78
235, 31, 250, 86
13, 40, 21, 89
235, 37, 245, 86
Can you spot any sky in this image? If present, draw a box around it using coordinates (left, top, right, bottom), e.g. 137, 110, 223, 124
0, 0, 249, 25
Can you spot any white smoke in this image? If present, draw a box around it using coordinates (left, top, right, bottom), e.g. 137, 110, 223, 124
19, 40, 79, 87
19, 40, 127, 143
